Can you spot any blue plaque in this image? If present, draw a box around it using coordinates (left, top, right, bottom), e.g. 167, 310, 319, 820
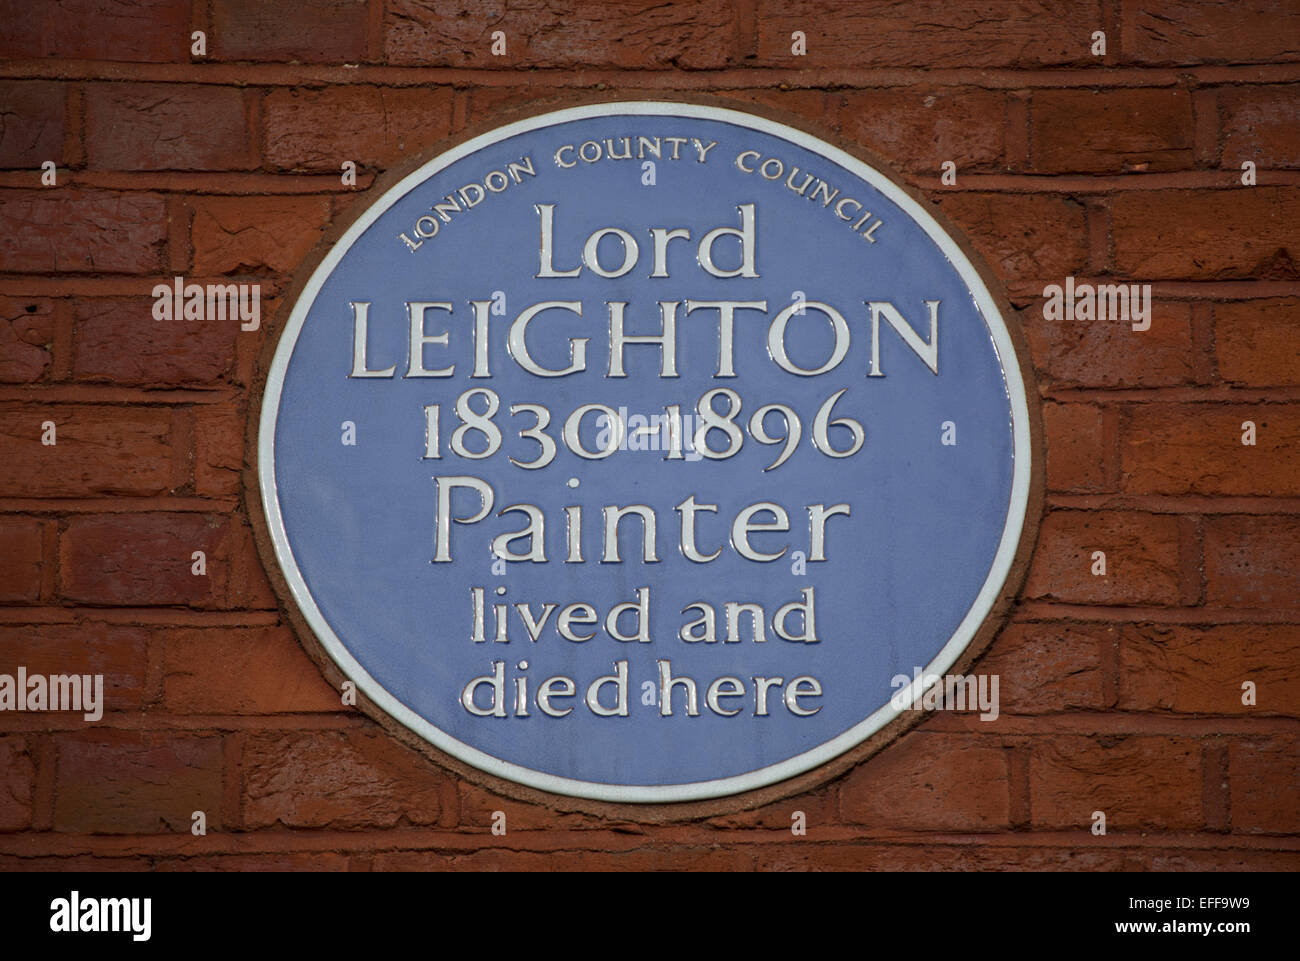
257, 102, 1033, 802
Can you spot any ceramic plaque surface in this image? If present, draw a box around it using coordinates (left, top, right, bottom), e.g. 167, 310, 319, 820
258, 102, 1032, 802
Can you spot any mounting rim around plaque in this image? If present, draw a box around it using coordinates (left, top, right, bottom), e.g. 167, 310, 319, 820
257, 100, 1033, 803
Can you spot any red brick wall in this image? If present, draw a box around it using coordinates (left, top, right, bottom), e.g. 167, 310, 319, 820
1, 0, 1297, 870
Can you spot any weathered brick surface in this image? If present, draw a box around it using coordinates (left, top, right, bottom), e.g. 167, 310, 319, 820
241, 731, 447, 829
211, 0, 370, 62
385, 0, 733, 68
0, 82, 65, 169
0, 0, 1295, 871
1031, 89, 1195, 173
0, 517, 43, 603
1024, 299, 1196, 389
0, 404, 176, 497
193, 406, 246, 496
0, 297, 55, 384
0, 624, 150, 712
937, 193, 1088, 281
1214, 299, 1300, 387
85, 84, 254, 172
1228, 737, 1300, 833
976, 620, 1107, 714
1029, 735, 1203, 830
53, 731, 225, 834
837, 88, 1007, 173
0, 0, 191, 61
1220, 86, 1300, 170
839, 733, 1011, 830
1204, 516, 1300, 611
1022, 511, 1182, 605
162, 626, 339, 714
0, 737, 34, 831
1120, 0, 1300, 65
262, 87, 455, 171
73, 297, 238, 386
190, 196, 332, 275
61, 513, 276, 609
1112, 187, 1300, 280
0, 190, 167, 273
1118, 624, 1300, 716
1121, 404, 1300, 496
154, 853, 353, 871
756, 0, 1102, 68
1043, 402, 1106, 492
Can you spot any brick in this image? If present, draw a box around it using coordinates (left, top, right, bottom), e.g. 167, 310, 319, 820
0, 0, 190, 61
263, 86, 454, 171
0, 856, 160, 871
1023, 510, 1182, 605
60, 513, 276, 610
1220, 86, 1300, 170
1118, 624, 1300, 716
1112, 187, 1300, 280
714, 90, 838, 134
1029, 735, 1202, 829
836, 88, 1006, 173
0, 82, 64, 168
976, 620, 1107, 714
1121, 404, 1300, 496
1215, 299, 1300, 387
73, 297, 237, 386
61, 513, 216, 607
1031, 89, 1194, 173
705, 786, 837, 830
370, 849, 550, 871
223, 515, 277, 609
1044, 402, 1106, 492
756, 843, 1134, 872
840, 732, 1010, 830
0, 737, 34, 831
457, 782, 604, 831
191, 195, 331, 275
385, 0, 732, 69
85, 84, 253, 171
53, 731, 224, 833
1139, 849, 1300, 871
211, 0, 368, 62
155, 853, 352, 871
1205, 516, 1300, 610
0, 624, 149, 711
464, 86, 567, 126
0, 518, 42, 603
162, 626, 339, 714
193, 406, 245, 497
0, 404, 174, 497
0, 297, 54, 384
1121, 0, 1300, 65
0, 189, 166, 274
242, 730, 446, 828
756, 0, 1101, 68
937, 193, 1088, 282
1228, 737, 1300, 833
372, 846, 756, 871
1025, 299, 1195, 388
232, 293, 282, 387
555, 847, 756, 871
